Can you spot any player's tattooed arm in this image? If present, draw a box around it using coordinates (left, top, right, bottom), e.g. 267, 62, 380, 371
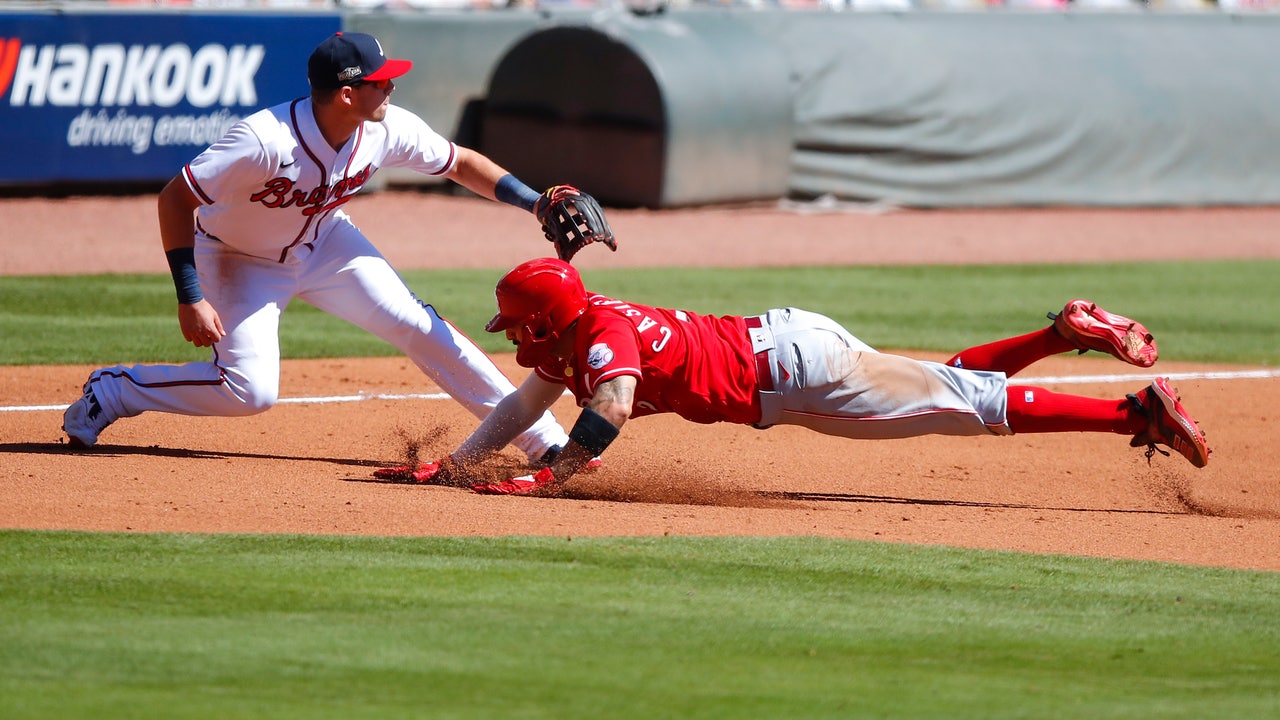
545, 375, 634, 482
588, 376, 636, 429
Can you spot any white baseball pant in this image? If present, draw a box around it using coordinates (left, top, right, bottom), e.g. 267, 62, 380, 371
85, 217, 569, 461
750, 308, 1011, 439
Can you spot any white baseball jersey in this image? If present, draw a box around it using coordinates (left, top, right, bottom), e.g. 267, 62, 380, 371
83, 96, 570, 461
183, 99, 455, 263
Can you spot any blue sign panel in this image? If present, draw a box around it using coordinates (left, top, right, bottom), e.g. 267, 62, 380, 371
0, 12, 341, 186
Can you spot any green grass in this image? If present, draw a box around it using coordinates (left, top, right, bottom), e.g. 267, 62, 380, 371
3, 260, 1277, 365
2, 532, 1278, 720
6, 261, 1278, 717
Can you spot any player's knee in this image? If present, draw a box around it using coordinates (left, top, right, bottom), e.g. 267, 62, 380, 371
238, 382, 278, 414
221, 374, 278, 416
239, 390, 277, 415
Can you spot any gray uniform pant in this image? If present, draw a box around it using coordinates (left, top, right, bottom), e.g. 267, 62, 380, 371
748, 308, 1011, 439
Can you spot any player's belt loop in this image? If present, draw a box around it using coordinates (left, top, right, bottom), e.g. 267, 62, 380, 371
744, 315, 776, 393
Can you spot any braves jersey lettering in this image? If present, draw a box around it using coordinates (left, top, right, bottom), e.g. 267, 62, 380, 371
248, 164, 372, 215
250, 177, 323, 209
183, 97, 455, 263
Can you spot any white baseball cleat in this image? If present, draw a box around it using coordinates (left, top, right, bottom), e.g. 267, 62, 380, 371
62, 378, 114, 447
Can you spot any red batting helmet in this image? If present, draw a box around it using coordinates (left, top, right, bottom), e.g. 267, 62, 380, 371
486, 258, 588, 368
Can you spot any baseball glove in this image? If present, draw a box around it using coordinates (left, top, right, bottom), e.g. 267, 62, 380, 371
533, 185, 618, 262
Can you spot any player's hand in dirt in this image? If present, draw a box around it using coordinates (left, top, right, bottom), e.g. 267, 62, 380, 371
373, 461, 442, 482
372, 456, 467, 486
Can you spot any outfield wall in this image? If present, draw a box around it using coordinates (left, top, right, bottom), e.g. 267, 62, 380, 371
3, 7, 1278, 207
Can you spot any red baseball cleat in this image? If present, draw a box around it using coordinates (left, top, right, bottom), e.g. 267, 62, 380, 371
471, 467, 556, 495
1050, 299, 1158, 368
1128, 377, 1210, 468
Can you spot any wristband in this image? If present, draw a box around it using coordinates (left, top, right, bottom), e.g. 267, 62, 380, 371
568, 407, 620, 457
494, 173, 540, 212
165, 247, 203, 305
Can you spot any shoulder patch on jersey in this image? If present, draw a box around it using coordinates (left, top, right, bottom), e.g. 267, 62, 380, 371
586, 343, 615, 370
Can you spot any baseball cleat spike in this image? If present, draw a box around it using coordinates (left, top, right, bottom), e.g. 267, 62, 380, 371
1051, 299, 1157, 368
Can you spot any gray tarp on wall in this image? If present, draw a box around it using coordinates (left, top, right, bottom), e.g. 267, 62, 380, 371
4, 7, 1276, 206
368, 8, 1279, 208
734, 10, 1280, 207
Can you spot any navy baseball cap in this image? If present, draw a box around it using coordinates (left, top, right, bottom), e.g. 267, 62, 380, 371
307, 32, 413, 90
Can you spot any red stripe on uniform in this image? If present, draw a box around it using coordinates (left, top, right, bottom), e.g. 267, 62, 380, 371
275, 100, 326, 262
183, 165, 215, 205
90, 366, 228, 390
586, 367, 641, 396
429, 142, 457, 176
291, 98, 327, 171
783, 407, 983, 423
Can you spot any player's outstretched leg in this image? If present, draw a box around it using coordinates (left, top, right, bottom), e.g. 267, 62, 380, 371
946, 327, 1067, 377
1004, 377, 1208, 468
1049, 299, 1158, 367
947, 299, 1157, 376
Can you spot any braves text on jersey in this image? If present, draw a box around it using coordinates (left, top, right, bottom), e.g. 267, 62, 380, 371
183, 97, 456, 263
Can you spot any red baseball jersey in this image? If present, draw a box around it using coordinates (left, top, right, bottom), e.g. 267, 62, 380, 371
534, 294, 762, 424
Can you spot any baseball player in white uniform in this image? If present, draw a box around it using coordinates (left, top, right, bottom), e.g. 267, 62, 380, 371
62, 31, 587, 465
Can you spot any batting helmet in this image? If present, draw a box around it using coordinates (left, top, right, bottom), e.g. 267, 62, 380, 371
486, 258, 588, 368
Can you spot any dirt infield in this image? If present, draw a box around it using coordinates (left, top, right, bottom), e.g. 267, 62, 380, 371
2, 192, 1278, 571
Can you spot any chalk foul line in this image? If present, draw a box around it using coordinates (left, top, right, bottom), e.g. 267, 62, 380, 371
5, 368, 1277, 413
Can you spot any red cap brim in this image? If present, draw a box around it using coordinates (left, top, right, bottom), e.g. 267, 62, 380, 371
485, 313, 517, 333
365, 58, 413, 82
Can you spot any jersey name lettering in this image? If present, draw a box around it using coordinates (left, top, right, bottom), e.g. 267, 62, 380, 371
249, 165, 373, 215
651, 326, 672, 352
635, 315, 672, 351
593, 297, 642, 318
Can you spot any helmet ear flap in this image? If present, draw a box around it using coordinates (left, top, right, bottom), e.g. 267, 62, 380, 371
526, 320, 553, 342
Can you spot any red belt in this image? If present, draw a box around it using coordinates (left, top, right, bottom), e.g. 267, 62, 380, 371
744, 316, 774, 392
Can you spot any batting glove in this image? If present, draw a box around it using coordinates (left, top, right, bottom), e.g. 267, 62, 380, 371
372, 461, 443, 483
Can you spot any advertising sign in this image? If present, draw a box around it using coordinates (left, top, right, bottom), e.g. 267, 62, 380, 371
0, 12, 341, 186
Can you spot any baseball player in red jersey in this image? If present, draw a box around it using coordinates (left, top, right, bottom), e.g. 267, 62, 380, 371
61, 32, 609, 466
375, 258, 1209, 494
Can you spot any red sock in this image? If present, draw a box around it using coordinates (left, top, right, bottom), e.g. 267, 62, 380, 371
947, 328, 1075, 376
1005, 385, 1146, 435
